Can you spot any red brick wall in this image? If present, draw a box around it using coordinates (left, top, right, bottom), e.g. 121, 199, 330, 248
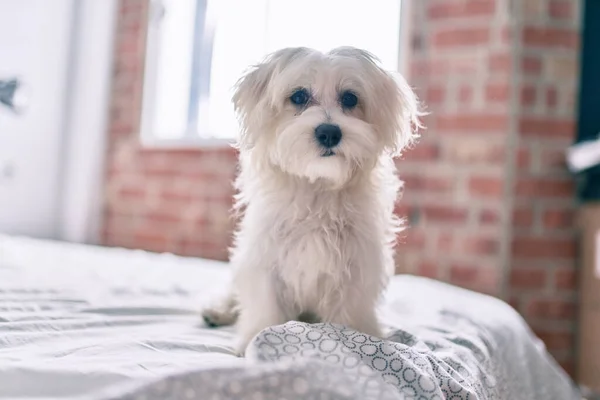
399, 0, 513, 298
402, 0, 582, 375
102, 0, 582, 374
104, 0, 236, 261
509, 0, 582, 375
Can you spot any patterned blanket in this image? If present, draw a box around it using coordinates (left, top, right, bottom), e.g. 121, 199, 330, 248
96, 277, 579, 400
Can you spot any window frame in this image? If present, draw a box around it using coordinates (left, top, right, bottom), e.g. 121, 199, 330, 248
139, 0, 411, 149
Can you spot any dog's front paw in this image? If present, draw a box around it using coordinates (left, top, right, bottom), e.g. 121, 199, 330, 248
201, 305, 237, 327
201, 292, 239, 328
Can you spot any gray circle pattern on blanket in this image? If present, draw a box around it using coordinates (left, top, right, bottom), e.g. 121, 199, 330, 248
251, 321, 499, 399
111, 322, 502, 400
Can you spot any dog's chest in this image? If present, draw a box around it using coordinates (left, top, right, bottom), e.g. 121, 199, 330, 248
272, 210, 373, 308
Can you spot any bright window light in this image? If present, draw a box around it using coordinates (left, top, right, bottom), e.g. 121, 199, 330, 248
142, 0, 402, 144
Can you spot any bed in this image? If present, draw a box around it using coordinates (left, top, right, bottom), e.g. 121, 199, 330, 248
0, 235, 580, 399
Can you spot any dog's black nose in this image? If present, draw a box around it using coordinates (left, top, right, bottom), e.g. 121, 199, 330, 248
315, 124, 342, 148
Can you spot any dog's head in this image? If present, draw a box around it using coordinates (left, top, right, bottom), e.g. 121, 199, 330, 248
233, 46, 422, 187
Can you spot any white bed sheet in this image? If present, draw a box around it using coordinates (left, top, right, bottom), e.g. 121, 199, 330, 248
0, 235, 241, 399
0, 235, 580, 400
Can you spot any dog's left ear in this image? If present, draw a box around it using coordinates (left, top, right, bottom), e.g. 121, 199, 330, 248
378, 70, 424, 156
388, 72, 427, 155
333, 47, 424, 156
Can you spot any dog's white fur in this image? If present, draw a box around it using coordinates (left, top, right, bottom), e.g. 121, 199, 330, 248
202, 47, 422, 354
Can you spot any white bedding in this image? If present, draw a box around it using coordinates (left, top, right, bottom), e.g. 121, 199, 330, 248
0, 235, 580, 399
0, 236, 241, 399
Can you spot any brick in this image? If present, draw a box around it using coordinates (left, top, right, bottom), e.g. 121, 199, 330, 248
437, 114, 509, 133
526, 298, 577, 320
499, 24, 512, 45
139, 154, 178, 176
437, 232, 454, 253
512, 208, 534, 227
103, 211, 135, 235
195, 213, 211, 228
539, 148, 568, 172
415, 57, 480, 77
485, 82, 510, 103
401, 143, 440, 161
509, 296, 521, 311
120, 0, 146, 15
488, 52, 511, 73
393, 203, 412, 219
132, 231, 171, 254
468, 176, 504, 198
522, 0, 546, 18
458, 85, 474, 104
542, 208, 574, 229
555, 267, 577, 290
515, 177, 574, 199
117, 183, 146, 199
512, 236, 576, 258
522, 56, 543, 75
520, 85, 537, 107
402, 174, 454, 194
519, 117, 576, 139
548, 0, 574, 21
410, 59, 447, 77
117, 36, 143, 55
546, 87, 558, 109
479, 209, 500, 225
522, 27, 579, 49
448, 56, 484, 75
161, 184, 197, 202
510, 268, 548, 289
109, 120, 133, 137
399, 230, 427, 248
145, 209, 182, 224
444, 139, 504, 165
517, 147, 532, 170
449, 263, 499, 294
421, 205, 469, 223
417, 260, 440, 279
118, 12, 143, 35
534, 329, 573, 352
425, 85, 445, 104
180, 239, 229, 261
559, 360, 575, 378
103, 232, 133, 249
428, 0, 496, 19
461, 236, 500, 256
433, 27, 490, 48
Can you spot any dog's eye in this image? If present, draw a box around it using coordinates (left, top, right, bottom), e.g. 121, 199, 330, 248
290, 89, 310, 106
340, 91, 358, 108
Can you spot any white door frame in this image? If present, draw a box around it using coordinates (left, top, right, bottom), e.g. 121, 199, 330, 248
58, 0, 118, 244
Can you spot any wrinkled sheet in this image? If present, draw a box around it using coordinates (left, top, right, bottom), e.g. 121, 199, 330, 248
0, 235, 580, 399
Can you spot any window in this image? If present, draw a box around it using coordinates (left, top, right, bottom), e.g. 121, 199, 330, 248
141, 0, 404, 146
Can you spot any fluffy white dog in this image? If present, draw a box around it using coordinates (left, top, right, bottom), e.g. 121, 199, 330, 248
202, 46, 422, 355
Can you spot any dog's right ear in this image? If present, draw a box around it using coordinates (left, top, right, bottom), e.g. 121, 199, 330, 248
232, 58, 276, 150
233, 48, 310, 149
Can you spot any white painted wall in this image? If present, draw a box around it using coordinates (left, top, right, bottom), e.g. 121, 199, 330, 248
0, 0, 116, 242
0, 0, 75, 238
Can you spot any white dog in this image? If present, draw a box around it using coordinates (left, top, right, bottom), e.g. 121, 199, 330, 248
202, 46, 422, 355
